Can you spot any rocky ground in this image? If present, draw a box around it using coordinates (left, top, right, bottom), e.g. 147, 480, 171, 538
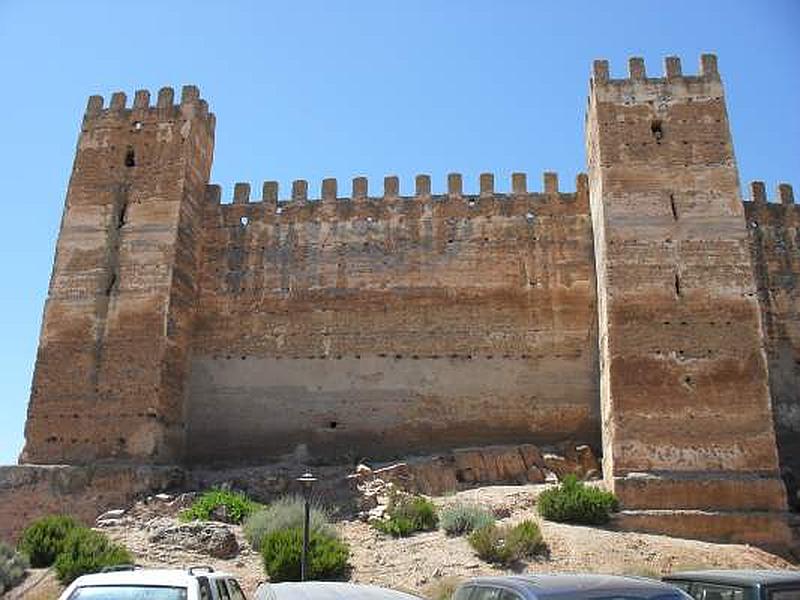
8, 483, 796, 600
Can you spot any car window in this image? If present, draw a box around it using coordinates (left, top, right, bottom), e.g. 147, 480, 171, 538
197, 577, 213, 600
215, 579, 231, 600
454, 586, 474, 600
685, 583, 745, 600
470, 587, 503, 600
769, 590, 800, 600
226, 579, 246, 600
68, 586, 188, 599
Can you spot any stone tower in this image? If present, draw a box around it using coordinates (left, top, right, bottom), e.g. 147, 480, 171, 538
22, 87, 215, 464
586, 55, 790, 544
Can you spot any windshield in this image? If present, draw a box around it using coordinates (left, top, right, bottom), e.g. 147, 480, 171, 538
69, 586, 188, 600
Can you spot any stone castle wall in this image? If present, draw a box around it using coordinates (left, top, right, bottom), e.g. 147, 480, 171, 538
186, 176, 599, 464
745, 185, 800, 477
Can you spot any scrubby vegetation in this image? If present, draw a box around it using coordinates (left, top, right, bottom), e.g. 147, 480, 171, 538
373, 494, 438, 537
17, 515, 80, 568
245, 495, 334, 551
468, 520, 546, 565
424, 575, 463, 600
439, 503, 495, 536
0, 542, 29, 595
260, 527, 349, 582
53, 528, 132, 585
537, 475, 619, 525
180, 488, 262, 525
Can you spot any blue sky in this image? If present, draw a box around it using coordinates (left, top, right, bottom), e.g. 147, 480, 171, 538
0, 1, 798, 464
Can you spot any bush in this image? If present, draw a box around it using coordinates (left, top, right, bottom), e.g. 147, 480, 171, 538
17, 515, 80, 568
468, 520, 545, 565
439, 503, 495, 536
0, 542, 29, 595
54, 528, 132, 585
423, 576, 462, 600
537, 475, 619, 525
260, 527, 349, 583
245, 495, 335, 551
180, 488, 262, 525
373, 494, 438, 537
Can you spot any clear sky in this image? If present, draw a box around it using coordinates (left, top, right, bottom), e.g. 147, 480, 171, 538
0, 1, 798, 464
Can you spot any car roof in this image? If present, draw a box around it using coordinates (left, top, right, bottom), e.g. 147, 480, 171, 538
255, 581, 423, 600
71, 568, 236, 588
664, 571, 800, 587
463, 575, 687, 599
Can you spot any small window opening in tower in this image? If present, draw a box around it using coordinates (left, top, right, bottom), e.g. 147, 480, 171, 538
674, 272, 682, 297
651, 119, 664, 143
240, 216, 249, 226
105, 272, 117, 296
118, 202, 128, 228
669, 194, 678, 220
124, 147, 136, 167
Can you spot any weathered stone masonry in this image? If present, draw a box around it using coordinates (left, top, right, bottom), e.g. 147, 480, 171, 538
12, 55, 800, 549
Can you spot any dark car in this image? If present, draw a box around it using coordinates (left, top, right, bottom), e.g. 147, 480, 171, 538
454, 575, 691, 600
662, 570, 800, 600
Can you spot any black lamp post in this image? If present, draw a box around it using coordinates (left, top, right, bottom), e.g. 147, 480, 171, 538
297, 472, 317, 581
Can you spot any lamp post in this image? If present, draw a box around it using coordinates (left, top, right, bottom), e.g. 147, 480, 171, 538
297, 472, 317, 581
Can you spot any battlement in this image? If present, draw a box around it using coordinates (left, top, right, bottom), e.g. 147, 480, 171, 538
590, 54, 724, 103
206, 172, 590, 212
745, 181, 796, 206
83, 84, 215, 128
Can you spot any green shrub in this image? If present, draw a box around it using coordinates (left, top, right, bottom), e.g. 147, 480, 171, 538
537, 475, 619, 525
373, 494, 438, 537
17, 515, 80, 568
468, 520, 545, 565
180, 488, 262, 525
54, 528, 132, 585
372, 516, 416, 537
439, 503, 495, 536
245, 495, 335, 551
0, 542, 29, 595
260, 527, 349, 583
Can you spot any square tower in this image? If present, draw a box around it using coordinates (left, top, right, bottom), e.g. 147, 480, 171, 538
586, 55, 790, 547
22, 87, 215, 464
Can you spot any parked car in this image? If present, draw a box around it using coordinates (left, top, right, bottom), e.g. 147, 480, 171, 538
57, 565, 246, 600
663, 570, 800, 600
454, 575, 692, 600
254, 582, 423, 600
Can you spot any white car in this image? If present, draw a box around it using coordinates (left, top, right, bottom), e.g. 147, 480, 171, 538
57, 565, 246, 600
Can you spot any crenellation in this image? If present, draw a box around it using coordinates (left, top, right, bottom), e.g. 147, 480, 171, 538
263, 181, 278, 204
628, 56, 646, 80
512, 172, 527, 195
353, 176, 368, 199
85, 95, 103, 118
447, 173, 462, 198
384, 175, 399, 199
665, 56, 682, 79
592, 59, 610, 84
133, 89, 150, 110
109, 91, 127, 111
480, 172, 494, 197
416, 174, 431, 197
779, 183, 794, 205
750, 181, 767, 204
157, 86, 174, 108
233, 182, 250, 204
544, 171, 559, 195
322, 177, 338, 202
700, 53, 720, 79
292, 179, 308, 202
180, 84, 200, 105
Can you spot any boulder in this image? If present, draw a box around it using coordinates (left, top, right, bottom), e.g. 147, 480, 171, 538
149, 522, 239, 559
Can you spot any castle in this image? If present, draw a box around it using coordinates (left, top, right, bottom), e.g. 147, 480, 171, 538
10, 54, 800, 549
